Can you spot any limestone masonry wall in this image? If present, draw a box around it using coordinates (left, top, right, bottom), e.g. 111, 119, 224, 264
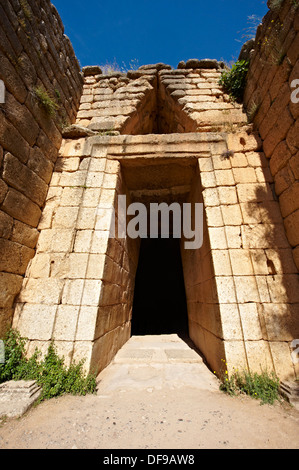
1, 0, 299, 382
0, 0, 83, 334
13, 130, 299, 379
244, 0, 299, 271
75, 61, 247, 135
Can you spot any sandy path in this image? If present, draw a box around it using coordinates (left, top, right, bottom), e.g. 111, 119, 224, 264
0, 388, 298, 450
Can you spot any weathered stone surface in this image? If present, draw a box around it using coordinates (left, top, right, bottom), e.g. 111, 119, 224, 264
3, 153, 48, 207
4, 91, 40, 146
62, 124, 97, 138
0, 381, 42, 419
238, 39, 255, 61
126, 70, 156, 79
0, 273, 23, 308
0, 239, 35, 275
2, 188, 41, 227
243, 0, 299, 274
82, 65, 102, 77
0, 50, 27, 103
177, 61, 186, 69
27, 147, 54, 185
0, 0, 83, 335
0, 113, 30, 163
280, 381, 299, 410
11, 220, 39, 249
86, 119, 116, 132
284, 209, 299, 247
185, 58, 224, 69
0, 210, 13, 239
139, 63, 172, 71
0, 0, 297, 386
0, 179, 8, 205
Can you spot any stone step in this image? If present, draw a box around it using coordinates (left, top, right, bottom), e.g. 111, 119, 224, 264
280, 381, 299, 408
114, 347, 202, 364
112, 335, 204, 364
96, 335, 219, 394
0, 380, 40, 399
0, 380, 42, 419
97, 362, 219, 394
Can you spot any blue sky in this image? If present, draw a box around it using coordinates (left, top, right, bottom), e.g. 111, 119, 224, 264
53, 0, 268, 69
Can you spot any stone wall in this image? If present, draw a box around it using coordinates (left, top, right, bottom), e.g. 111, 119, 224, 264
13, 129, 299, 380
3, 0, 299, 381
74, 61, 247, 136
0, 0, 83, 334
244, 0, 299, 271
13, 148, 136, 372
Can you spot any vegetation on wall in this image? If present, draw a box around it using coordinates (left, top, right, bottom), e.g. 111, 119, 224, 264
219, 60, 250, 102
34, 86, 60, 117
100, 58, 139, 75
0, 330, 97, 402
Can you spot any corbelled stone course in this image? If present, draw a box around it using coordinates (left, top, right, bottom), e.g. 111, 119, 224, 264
74, 64, 247, 135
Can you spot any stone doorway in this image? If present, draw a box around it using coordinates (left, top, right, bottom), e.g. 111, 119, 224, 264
131, 237, 189, 337
116, 153, 226, 377
13, 131, 299, 381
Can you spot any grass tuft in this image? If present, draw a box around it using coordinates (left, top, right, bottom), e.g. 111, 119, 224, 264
34, 86, 60, 117
218, 360, 281, 405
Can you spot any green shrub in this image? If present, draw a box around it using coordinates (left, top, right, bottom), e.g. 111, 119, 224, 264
0, 330, 97, 402
0, 330, 27, 383
219, 60, 250, 102
220, 367, 281, 405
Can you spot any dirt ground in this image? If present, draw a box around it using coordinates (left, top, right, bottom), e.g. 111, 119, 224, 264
0, 386, 298, 450
1, 335, 299, 450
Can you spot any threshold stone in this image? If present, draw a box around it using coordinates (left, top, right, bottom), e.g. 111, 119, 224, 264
280, 381, 299, 410
0, 380, 42, 419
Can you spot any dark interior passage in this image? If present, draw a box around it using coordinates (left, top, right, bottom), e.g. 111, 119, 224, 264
131, 238, 189, 336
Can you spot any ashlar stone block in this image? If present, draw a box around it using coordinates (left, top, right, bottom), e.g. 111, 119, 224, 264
18, 279, 64, 305
215, 276, 237, 304
229, 249, 254, 275
82, 280, 103, 306
234, 276, 260, 303
211, 250, 232, 276
52, 207, 79, 229
53, 305, 80, 341
62, 279, 85, 306
76, 306, 98, 341
219, 304, 243, 340
15, 304, 57, 341
221, 204, 243, 226
239, 303, 263, 341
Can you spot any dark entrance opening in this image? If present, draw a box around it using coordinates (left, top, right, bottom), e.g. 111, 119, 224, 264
131, 238, 189, 336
